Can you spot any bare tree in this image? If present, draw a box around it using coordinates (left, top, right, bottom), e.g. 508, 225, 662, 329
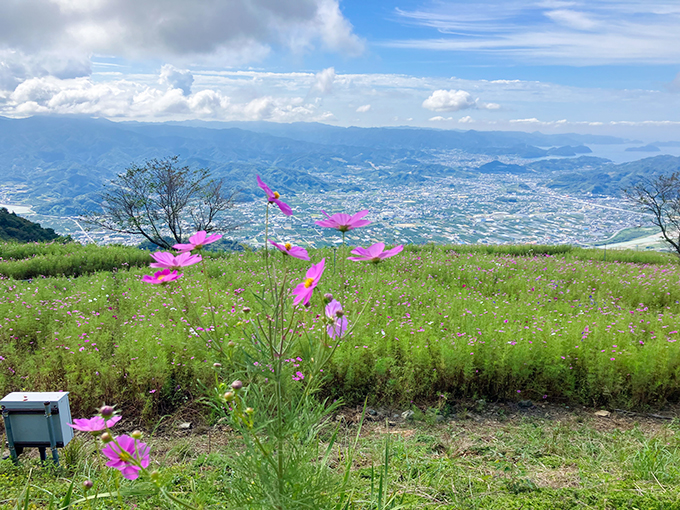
82, 156, 239, 249
623, 172, 680, 256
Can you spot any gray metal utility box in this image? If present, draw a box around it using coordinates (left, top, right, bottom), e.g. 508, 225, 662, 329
1, 391, 73, 464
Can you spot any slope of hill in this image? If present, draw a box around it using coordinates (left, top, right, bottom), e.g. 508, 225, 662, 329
0, 207, 60, 242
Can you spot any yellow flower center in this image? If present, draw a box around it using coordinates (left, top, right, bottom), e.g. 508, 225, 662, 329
304, 277, 315, 288
284, 243, 292, 250
273, 191, 280, 199
117, 451, 133, 462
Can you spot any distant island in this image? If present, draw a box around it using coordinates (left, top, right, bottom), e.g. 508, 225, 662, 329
625, 144, 661, 152
546, 145, 592, 156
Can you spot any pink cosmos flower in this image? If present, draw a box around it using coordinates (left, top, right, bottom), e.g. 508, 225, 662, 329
292, 258, 325, 306
348, 242, 404, 263
150, 251, 202, 269
68, 415, 121, 433
172, 231, 222, 252
257, 175, 293, 216
142, 269, 182, 284
325, 299, 348, 339
315, 210, 370, 232
270, 241, 310, 261
101, 435, 150, 480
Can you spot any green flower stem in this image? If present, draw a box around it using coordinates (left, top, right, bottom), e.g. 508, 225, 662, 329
264, 203, 274, 288
342, 231, 346, 281
167, 282, 224, 356
198, 251, 219, 338
93, 442, 113, 508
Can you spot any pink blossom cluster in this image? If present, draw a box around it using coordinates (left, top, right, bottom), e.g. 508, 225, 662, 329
140, 175, 404, 343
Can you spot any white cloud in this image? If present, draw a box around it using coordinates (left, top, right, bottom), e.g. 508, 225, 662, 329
422, 89, 475, 112
609, 120, 680, 126
310, 67, 335, 95
479, 101, 500, 110
428, 115, 453, 121
510, 118, 541, 124
544, 9, 599, 31
356, 104, 371, 112
389, 1, 680, 65
422, 89, 500, 112
0, 49, 91, 91
3, 74, 332, 122
313, 0, 364, 56
159, 65, 194, 96
458, 115, 474, 123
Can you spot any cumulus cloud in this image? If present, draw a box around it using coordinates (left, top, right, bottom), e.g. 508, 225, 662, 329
428, 115, 453, 121
2, 74, 331, 122
0, 0, 363, 65
458, 115, 474, 123
356, 104, 371, 112
310, 67, 335, 95
422, 89, 500, 112
313, 0, 364, 56
159, 64, 194, 96
422, 90, 475, 112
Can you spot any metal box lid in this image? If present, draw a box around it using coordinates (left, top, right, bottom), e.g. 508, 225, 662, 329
1, 392, 70, 408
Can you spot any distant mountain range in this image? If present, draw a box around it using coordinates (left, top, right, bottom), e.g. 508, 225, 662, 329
0, 115, 677, 217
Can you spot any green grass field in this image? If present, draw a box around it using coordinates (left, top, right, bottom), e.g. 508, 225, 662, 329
1, 243, 679, 417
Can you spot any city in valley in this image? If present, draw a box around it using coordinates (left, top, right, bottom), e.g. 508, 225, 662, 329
1, 172, 659, 251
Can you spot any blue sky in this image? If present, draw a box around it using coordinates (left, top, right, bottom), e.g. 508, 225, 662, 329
1, 0, 679, 139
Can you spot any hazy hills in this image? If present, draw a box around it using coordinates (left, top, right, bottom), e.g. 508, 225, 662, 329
0, 115, 677, 217
166, 120, 626, 151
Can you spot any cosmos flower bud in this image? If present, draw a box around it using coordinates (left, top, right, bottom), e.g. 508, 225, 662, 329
99, 405, 114, 418
335, 310, 344, 318
231, 380, 243, 391
245, 407, 254, 415
242, 307, 251, 314
227, 341, 236, 348
224, 391, 235, 402
323, 293, 333, 303
83, 480, 93, 490
150, 471, 160, 482
100, 432, 113, 443
213, 362, 222, 368
131, 430, 143, 440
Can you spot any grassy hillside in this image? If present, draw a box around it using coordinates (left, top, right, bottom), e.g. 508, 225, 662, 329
0, 207, 61, 242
